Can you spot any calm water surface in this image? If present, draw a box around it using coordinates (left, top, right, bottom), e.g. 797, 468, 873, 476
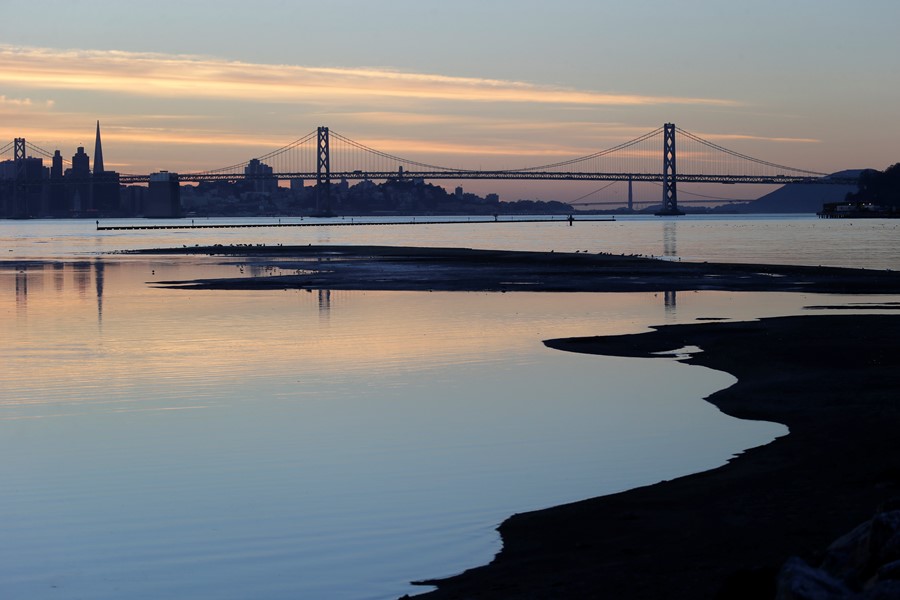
3, 214, 900, 269
1, 215, 898, 599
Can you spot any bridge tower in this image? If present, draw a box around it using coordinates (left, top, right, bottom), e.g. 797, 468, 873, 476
656, 123, 684, 216
316, 126, 333, 215
12, 138, 28, 218
14, 138, 26, 163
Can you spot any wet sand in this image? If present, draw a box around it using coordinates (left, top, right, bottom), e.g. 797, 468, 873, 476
133, 245, 900, 598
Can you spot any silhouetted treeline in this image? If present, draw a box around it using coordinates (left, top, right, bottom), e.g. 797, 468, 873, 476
846, 164, 900, 207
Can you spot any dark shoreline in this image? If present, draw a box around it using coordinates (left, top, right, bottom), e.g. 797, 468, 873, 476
414, 315, 900, 598
122, 245, 900, 598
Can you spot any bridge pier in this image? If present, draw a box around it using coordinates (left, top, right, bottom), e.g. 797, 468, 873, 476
627, 177, 633, 212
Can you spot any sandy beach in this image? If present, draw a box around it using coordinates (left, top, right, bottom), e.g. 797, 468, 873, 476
134, 245, 900, 598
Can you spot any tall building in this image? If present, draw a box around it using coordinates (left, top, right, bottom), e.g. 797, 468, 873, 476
146, 171, 182, 218
93, 120, 105, 175
51, 150, 63, 179
49, 150, 68, 216
71, 147, 90, 177
68, 146, 92, 213
91, 121, 121, 214
245, 158, 277, 194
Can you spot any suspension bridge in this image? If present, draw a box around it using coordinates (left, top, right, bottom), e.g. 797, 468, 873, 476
3, 123, 855, 215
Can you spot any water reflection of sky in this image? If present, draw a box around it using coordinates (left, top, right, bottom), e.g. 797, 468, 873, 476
2, 256, 897, 599
3, 215, 900, 269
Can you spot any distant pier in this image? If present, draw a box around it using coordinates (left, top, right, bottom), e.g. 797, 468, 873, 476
96, 216, 614, 231
817, 202, 899, 219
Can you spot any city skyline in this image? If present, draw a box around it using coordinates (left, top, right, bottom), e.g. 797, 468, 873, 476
2, 0, 899, 202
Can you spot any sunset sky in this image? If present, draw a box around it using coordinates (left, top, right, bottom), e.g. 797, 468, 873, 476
2, 0, 899, 202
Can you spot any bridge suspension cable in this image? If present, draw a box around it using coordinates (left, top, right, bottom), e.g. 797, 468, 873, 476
674, 127, 826, 178
668, 184, 756, 202
328, 130, 470, 173
513, 126, 665, 173
192, 130, 319, 176
571, 180, 620, 203
569, 180, 757, 207
24, 141, 57, 160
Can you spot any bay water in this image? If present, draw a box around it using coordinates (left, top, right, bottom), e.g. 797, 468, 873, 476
2, 215, 898, 599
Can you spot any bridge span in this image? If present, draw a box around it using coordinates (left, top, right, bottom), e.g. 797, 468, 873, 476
5, 123, 857, 216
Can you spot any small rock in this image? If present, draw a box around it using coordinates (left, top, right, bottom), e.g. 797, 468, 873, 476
861, 579, 900, 599
823, 521, 873, 583
873, 559, 900, 582
870, 511, 900, 567
776, 556, 856, 600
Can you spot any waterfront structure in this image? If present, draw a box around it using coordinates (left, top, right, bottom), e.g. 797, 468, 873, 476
817, 201, 899, 218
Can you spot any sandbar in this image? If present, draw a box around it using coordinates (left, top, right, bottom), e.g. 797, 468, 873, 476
136, 244, 900, 294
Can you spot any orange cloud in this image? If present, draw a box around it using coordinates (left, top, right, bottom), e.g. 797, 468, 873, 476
0, 45, 738, 108
341, 137, 583, 159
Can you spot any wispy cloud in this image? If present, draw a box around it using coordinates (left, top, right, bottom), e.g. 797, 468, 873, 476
0, 94, 54, 108
0, 45, 737, 108
101, 126, 301, 148
350, 138, 583, 159
335, 111, 647, 135
697, 132, 821, 144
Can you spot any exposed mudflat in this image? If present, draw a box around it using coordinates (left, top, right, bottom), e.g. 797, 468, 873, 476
134, 244, 900, 294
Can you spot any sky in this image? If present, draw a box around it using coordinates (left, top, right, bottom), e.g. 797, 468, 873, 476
1, 0, 899, 203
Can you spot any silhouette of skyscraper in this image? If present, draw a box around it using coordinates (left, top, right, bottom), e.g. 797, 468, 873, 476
91, 121, 120, 214
68, 146, 91, 213
49, 150, 67, 215
51, 150, 63, 179
245, 158, 277, 194
71, 146, 90, 177
146, 171, 182, 218
93, 120, 105, 175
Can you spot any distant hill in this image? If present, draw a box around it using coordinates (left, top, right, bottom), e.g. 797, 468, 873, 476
742, 170, 864, 213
